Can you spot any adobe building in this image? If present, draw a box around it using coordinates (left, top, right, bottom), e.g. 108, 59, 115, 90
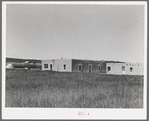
42, 59, 72, 72
106, 62, 144, 75
42, 59, 123, 74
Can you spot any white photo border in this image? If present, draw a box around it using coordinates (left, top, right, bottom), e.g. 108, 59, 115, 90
2, 1, 147, 120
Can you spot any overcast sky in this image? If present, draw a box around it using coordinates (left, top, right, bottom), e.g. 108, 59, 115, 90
6, 4, 145, 63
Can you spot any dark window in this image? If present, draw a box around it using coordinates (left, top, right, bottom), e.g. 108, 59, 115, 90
50, 64, 52, 70
130, 67, 133, 72
132, 64, 134, 66
122, 66, 125, 71
126, 64, 128, 66
108, 67, 111, 71
44, 64, 48, 68
78, 64, 82, 71
98, 65, 101, 70
64, 64, 66, 70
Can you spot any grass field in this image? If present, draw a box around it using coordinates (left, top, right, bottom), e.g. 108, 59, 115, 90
6, 69, 144, 108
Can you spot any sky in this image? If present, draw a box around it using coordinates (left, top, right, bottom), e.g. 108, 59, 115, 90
6, 4, 145, 63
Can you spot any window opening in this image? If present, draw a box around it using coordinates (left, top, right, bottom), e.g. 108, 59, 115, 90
108, 67, 111, 71
130, 67, 133, 72
64, 64, 66, 70
122, 66, 125, 71
44, 64, 48, 68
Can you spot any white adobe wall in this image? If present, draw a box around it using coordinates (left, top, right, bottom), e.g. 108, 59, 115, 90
125, 63, 144, 75
106, 63, 144, 75
53, 59, 72, 72
42, 59, 72, 72
106, 63, 124, 74
42, 60, 53, 70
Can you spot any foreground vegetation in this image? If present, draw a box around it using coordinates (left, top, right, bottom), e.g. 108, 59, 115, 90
6, 69, 143, 108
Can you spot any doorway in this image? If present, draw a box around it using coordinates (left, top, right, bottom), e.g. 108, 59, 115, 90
108, 67, 111, 72
50, 64, 52, 70
88, 64, 92, 73
122, 66, 125, 74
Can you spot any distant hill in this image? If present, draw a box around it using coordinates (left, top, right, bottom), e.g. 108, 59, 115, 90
6, 58, 124, 64
6, 58, 41, 63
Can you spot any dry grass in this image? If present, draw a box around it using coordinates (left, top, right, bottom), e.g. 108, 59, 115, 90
6, 69, 143, 108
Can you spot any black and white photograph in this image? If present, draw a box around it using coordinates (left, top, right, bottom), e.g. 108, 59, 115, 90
2, 1, 147, 119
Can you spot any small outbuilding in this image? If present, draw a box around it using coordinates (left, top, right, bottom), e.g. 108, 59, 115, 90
42, 59, 72, 72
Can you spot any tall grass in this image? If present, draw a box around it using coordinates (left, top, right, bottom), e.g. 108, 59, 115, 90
6, 69, 143, 108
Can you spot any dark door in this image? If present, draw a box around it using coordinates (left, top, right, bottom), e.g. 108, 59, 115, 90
89, 65, 92, 73
50, 64, 52, 70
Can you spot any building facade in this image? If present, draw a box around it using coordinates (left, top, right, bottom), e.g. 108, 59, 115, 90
42, 59, 144, 75
71, 59, 109, 74
42, 59, 124, 74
